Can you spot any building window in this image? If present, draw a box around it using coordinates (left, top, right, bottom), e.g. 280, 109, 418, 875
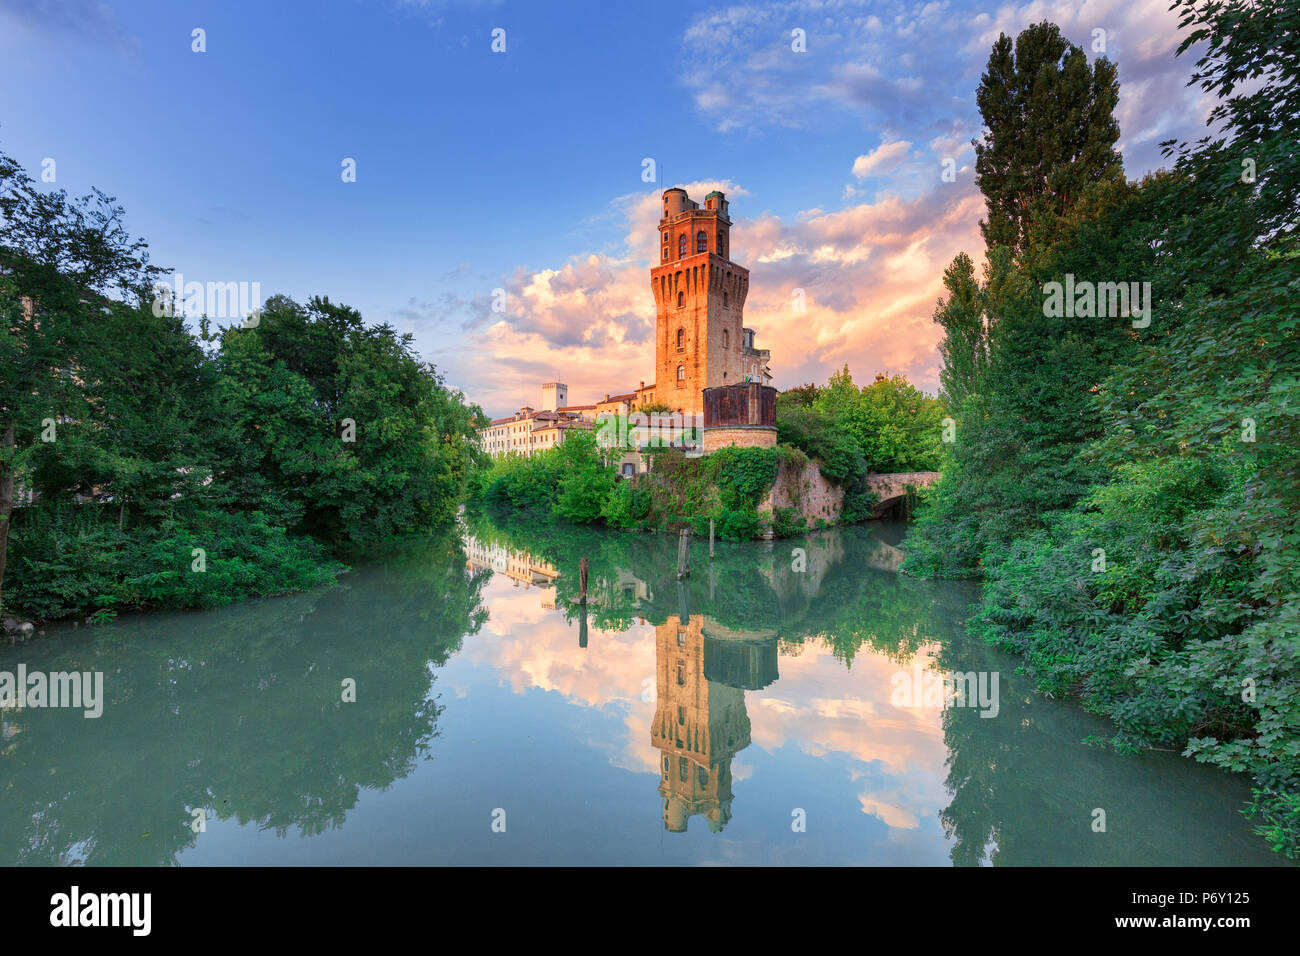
678, 233, 687, 258
676, 661, 686, 685
676, 291, 684, 309
722, 329, 729, 348
696, 230, 707, 253
698, 767, 709, 786
676, 365, 685, 385
723, 291, 729, 308
717, 231, 726, 258
679, 757, 689, 783
676, 327, 684, 350
662, 247, 668, 260
662, 231, 668, 244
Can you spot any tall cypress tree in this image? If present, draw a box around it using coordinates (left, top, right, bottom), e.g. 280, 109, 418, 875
973, 21, 1125, 262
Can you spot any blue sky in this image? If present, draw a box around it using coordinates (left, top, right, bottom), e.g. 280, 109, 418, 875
0, 0, 1213, 416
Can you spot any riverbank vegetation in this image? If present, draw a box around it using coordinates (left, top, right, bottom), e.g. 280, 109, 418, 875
904, 4, 1299, 856
468, 430, 796, 540
777, 369, 947, 521
469, 368, 946, 538
0, 149, 486, 625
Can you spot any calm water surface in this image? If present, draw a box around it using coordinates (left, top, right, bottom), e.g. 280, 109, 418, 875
0, 515, 1282, 865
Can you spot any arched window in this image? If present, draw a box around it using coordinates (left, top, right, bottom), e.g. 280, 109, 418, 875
678, 233, 687, 258
676, 290, 684, 308
676, 364, 685, 383
722, 329, 729, 348
717, 231, 725, 258
723, 291, 729, 308
696, 230, 707, 253
676, 327, 685, 349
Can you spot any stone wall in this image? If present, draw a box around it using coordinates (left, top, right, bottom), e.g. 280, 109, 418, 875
759, 457, 843, 528
701, 426, 777, 453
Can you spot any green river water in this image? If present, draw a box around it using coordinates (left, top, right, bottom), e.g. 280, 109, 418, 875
0, 514, 1282, 865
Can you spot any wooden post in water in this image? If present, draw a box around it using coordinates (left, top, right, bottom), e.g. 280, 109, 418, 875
578, 557, 588, 605
709, 518, 715, 559
676, 528, 690, 579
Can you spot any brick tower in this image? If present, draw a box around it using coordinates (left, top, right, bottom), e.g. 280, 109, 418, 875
649, 188, 758, 418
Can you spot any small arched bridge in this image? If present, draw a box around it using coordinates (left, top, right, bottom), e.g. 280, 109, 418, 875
865, 472, 941, 518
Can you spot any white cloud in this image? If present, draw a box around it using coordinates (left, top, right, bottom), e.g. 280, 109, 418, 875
852, 141, 913, 178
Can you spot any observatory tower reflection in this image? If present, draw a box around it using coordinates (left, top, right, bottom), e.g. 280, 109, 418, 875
651, 612, 778, 833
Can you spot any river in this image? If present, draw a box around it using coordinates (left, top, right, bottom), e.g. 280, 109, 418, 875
0, 513, 1282, 865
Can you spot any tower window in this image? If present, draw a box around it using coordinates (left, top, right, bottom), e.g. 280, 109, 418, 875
676, 291, 684, 309
722, 329, 729, 348
723, 291, 729, 308
678, 234, 687, 258
676, 365, 685, 385
717, 232, 726, 258
696, 230, 707, 253
662, 247, 668, 260
676, 327, 685, 350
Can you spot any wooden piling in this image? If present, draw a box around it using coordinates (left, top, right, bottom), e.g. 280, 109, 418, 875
676, 528, 690, 579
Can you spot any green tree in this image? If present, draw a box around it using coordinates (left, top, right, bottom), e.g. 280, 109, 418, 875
552, 430, 617, 523
0, 150, 166, 610
932, 251, 993, 408
911, 1, 1300, 855
973, 21, 1125, 262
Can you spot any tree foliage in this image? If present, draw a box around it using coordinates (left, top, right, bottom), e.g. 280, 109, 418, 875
0, 149, 484, 621
906, 3, 1300, 856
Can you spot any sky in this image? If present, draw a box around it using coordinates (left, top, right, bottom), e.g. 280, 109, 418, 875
0, 0, 1217, 417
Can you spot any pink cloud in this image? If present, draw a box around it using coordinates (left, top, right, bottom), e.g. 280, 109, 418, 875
454, 178, 983, 416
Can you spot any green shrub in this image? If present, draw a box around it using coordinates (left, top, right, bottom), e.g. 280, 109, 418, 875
771, 506, 805, 538
7, 503, 342, 622
602, 479, 651, 529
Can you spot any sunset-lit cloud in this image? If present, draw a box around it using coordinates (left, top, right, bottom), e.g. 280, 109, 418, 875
852, 141, 913, 179
445, 0, 1213, 417
455, 178, 984, 416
